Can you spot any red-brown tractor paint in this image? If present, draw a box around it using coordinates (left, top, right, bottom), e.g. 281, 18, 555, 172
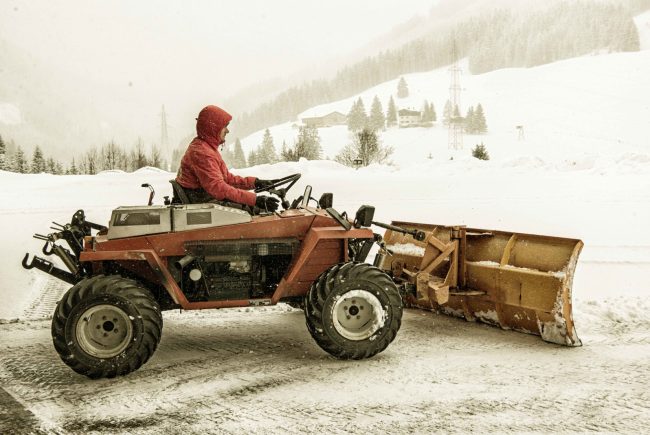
80, 208, 374, 310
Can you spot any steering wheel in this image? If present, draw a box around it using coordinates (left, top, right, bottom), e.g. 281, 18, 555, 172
254, 173, 301, 210
253, 173, 301, 193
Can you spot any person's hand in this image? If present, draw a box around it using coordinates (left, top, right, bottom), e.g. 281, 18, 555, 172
254, 178, 276, 190
255, 195, 280, 212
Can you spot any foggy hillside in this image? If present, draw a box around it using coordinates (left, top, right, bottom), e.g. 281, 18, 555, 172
226, 0, 645, 143
0, 1, 433, 158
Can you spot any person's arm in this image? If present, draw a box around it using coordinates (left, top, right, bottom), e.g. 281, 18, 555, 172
223, 166, 256, 190
192, 148, 256, 206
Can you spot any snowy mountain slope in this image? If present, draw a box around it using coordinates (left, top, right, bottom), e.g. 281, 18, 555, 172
237, 49, 650, 169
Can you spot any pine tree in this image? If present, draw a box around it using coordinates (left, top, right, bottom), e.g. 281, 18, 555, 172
430, 102, 437, 122
335, 128, 393, 167
421, 100, 436, 125
46, 157, 56, 174
258, 129, 278, 164
474, 103, 488, 133
220, 143, 234, 168
397, 77, 409, 98
247, 149, 258, 167
280, 140, 289, 162
369, 96, 385, 132
347, 98, 368, 132
443, 100, 452, 126
0, 134, 6, 171
282, 125, 322, 161
465, 106, 476, 133
31, 146, 46, 173
386, 96, 398, 128
68, 158, 79, 175
472, 142, 490, 160
233, 138, 247, 168
54, 161, 64, 175
7, 138, 16, 156
452, 105, 462, 125
13, 146, 28, 173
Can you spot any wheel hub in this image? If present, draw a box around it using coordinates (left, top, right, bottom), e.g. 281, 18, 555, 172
332, 290, 386, 341
75, 304, 134, 358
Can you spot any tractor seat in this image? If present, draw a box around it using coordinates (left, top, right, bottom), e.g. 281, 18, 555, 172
169, 179, 191, 205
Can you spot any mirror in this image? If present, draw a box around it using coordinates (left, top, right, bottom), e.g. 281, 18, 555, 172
301, 185, 312, 208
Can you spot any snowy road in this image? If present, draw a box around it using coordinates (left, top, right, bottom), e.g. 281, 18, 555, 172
1, 296, 649, 434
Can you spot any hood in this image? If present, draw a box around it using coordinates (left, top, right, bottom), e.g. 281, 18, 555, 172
196, 105, 232, 147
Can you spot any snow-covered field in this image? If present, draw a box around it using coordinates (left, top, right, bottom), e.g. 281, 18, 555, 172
2, 32, 650, 433
239, 50, 650, 169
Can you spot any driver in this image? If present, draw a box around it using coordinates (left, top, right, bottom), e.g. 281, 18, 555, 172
175, 105, 280, 213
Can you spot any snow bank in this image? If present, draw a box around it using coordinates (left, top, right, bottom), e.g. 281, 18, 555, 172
2, 154, 649, 320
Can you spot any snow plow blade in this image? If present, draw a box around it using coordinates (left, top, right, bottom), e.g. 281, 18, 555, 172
376, 222, 582, 346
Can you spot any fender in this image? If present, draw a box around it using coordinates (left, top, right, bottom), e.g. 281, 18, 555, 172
272, 226, 374, 303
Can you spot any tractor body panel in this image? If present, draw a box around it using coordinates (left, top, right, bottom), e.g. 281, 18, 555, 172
81, 206, 373, 310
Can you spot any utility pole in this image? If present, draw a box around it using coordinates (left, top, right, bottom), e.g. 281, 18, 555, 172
448, 40, 463, 150
160, 105, 170, 170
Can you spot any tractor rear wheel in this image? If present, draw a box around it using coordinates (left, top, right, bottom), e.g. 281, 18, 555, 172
305, 262, 402, 359
51, 275, 163, 379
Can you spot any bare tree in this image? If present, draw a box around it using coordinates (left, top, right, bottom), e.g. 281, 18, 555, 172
335, 129, 393, 167
150, 144, 162, 169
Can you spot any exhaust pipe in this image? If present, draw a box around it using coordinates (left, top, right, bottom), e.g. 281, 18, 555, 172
174, 254, 196, 270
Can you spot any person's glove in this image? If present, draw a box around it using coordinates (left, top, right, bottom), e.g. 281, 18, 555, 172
255, 195, 280, 212
254, 178, 276, 190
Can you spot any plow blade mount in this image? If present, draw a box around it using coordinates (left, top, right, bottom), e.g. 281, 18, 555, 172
377, 222, 582, 346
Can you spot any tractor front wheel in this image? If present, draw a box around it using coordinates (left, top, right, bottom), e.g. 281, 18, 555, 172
305, 262, 402, 359
51, 275, 163, 379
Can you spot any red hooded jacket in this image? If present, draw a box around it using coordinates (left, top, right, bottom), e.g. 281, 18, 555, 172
176, 105, 256, 206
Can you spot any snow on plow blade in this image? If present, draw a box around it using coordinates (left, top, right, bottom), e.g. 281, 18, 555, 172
376, 222, 583, 346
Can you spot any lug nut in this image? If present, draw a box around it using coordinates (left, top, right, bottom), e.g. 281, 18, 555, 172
346, 315, 351, 320
360, 306, 364, 310
357, 315, 361, 319
96, 325, 101, 329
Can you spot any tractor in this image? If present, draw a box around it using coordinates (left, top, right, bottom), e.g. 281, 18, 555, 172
22, 174, 582, 379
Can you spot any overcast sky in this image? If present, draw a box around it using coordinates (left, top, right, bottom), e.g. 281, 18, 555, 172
0, 0, 435, 100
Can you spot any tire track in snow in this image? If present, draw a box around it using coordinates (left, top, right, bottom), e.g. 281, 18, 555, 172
0, 386, 46, 435
0, 309, 649, 433
22, 277, 68, 320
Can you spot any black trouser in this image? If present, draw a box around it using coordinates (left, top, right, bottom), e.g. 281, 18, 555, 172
176, 186, 257, 215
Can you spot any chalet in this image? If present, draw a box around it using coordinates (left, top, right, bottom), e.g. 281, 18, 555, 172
398, 109, 421, 128
301, 111, 347, 128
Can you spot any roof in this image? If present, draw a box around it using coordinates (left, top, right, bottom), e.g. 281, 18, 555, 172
398, 109, 421, 116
